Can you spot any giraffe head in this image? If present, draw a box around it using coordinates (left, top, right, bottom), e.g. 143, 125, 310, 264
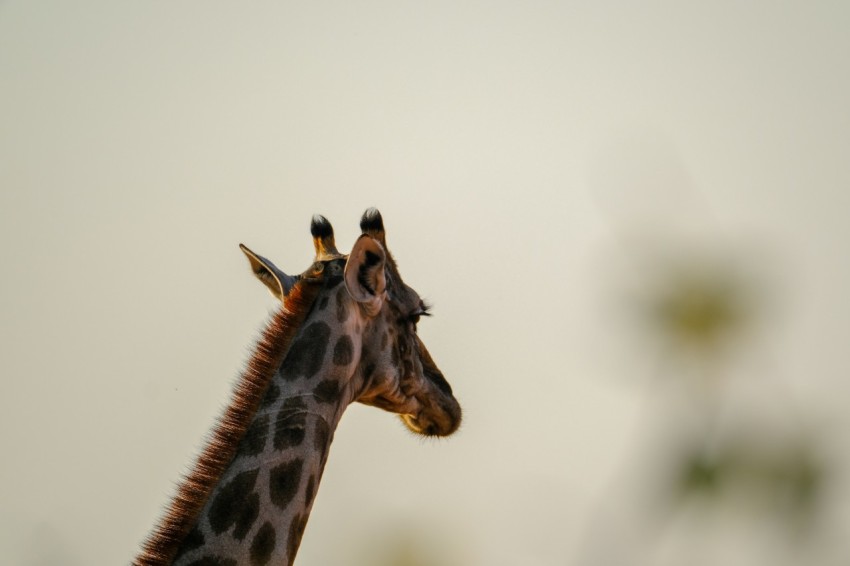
240, 208, 461, 437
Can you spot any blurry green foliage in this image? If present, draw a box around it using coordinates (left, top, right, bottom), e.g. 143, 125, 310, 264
674, 439, 825, 530
644, 265, 750, 353
629, 252, 830, 548
679, 449, 724, 496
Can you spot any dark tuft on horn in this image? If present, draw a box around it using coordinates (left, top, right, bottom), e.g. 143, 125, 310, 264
360, 208, 384, 233
311, 215, 333, 238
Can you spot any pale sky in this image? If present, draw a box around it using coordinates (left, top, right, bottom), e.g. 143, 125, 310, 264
1, 2, 849, 565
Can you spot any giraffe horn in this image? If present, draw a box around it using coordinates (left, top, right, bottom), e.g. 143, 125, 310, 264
360, 207, 387, 247
311, 214, 340, 260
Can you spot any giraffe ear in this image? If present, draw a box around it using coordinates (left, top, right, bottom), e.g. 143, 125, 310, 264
344, 234, 387, 315
240, 244, 298, 301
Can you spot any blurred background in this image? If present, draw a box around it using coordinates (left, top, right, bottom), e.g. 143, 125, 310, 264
1, 2, 848, 565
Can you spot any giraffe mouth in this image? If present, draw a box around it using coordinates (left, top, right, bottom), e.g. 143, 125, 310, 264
401, 414, 442, 437
400, 393, 462, 437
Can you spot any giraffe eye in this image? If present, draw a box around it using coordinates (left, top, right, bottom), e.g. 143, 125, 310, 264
408, 307, 431, 326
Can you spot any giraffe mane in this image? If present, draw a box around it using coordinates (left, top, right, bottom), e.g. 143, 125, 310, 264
134, 280, 321, 566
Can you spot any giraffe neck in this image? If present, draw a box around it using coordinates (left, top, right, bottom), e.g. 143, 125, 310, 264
172, 271, 362, 566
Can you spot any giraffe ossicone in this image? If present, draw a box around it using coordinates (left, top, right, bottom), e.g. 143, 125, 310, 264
135, 208, 461, 566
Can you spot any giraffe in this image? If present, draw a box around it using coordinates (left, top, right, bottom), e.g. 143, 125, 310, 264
134, 208, 462, 566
